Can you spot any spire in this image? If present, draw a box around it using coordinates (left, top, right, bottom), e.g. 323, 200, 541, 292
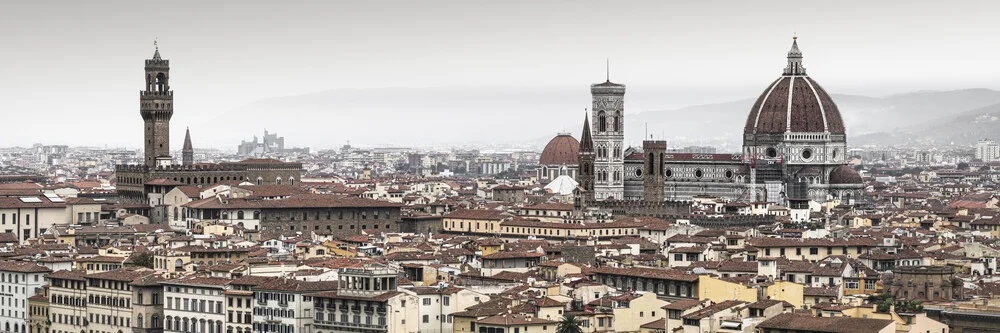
606, 58, 610, 82
579, 112, 594, 153
152, 39, 162, 60
783, 35, 806, 75
183, 127, 193, 150
182, 127, 194, 166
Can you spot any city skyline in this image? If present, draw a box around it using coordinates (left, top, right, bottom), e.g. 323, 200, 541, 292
3, 1, 1000, 149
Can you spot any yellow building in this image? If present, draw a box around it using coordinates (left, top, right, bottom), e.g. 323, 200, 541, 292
28, 286, 49, 333
589, 292, 668, 333
698, 276, 804, 309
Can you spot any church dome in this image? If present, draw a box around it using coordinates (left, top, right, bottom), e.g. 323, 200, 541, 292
544, 174, 579, 195
539, 133, 579, 165
744, 38, 846, 136
829, 165, 863, 184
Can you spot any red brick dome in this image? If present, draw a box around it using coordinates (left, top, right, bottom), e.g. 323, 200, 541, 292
744, 38, 846, 136
539, 134, 579, 165
829, 165, 863, 184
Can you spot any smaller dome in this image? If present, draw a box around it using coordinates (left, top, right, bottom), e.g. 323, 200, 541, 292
829, 165, 863, 184
544, 175, 579, 195
539, 134, 579, 165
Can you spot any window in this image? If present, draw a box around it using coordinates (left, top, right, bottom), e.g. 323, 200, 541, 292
846, 280, 859, 290
443, 296, 450, 306
809, 248, 819, 255
669, 310, 681, 319
865, 280, 876, 290
422, 315, 429, 323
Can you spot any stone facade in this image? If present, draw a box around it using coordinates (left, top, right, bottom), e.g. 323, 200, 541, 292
590, 81, 626, 200
573, 38, 864, 206
116, 48, 302, 206
141, 47, 173, 168
184, 199, 403, 237
886, 266, 965, 301
642, 141, 667, 202
116, 161, 302, 204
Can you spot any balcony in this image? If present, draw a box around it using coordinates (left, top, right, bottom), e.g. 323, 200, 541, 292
313, 319, 387, 332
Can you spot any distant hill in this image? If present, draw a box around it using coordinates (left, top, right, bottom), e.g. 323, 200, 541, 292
629, 88, 1000, 148
853, 102, 1000, 146
193, 86, 1000, 150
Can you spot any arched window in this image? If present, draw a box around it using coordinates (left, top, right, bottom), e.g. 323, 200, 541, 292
173, 207, 179, 221
257, 177, 263, 186
614, 111, 621, 132
155, 73, 167, 92
276, 177, 282, 185
137, 314, 143, 328
289, 177, 295, 186
253, 211, 260, 220
152, 315, 160, 328
237, 211, 244, 219
598, 111, 607, 132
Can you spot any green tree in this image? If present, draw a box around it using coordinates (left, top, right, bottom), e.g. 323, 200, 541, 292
557, 315, 583, 333
132, 252, 155, 268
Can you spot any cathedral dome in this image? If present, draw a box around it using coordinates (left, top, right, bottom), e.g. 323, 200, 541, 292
829, 165, 863, 184
744, 38, 846, 136
539, 133, 579, 165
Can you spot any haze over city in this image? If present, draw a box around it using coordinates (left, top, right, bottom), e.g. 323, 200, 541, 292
5, 3, 1000, 333
3, 1, 1000, 149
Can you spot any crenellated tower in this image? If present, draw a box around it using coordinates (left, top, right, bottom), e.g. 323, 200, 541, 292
642, 140, 666, 202
140, 43, 174, 168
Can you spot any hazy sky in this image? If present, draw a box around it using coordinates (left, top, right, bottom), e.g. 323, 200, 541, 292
2, 1, 999, 148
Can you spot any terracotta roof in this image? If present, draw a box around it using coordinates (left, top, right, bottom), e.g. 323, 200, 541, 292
477, 313, 557, 326
307, 290, 402, 302
745, 75, 845, 135
47, 270, 88, 281
444, 209, 509, 221
0, 261, 52, 273
829, 165, 863, 185
683, 300, 745, 319
145, 178, 185, 186
482, 251, 544, 260
184, 194, 401, 209
539, 134, 579, 166
662, 299, 703, 310
757, 313, 893, 333
592, 267, 699, 282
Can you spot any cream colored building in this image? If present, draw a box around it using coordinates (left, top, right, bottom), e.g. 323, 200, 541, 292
47, 270, 89, 333
163, 276, 230, 333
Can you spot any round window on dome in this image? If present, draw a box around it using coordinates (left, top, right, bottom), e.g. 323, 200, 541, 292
695, 169, 704, 179
664, 169, 672, 178
725, 170, 734, 179
832, 149, 839, 160
765, 147, 777, 158
802, 148, 813, 160
635, 169, 642, 177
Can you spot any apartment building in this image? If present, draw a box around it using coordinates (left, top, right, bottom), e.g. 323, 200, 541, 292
0, 262, 50, 333
163, 276, 229, 333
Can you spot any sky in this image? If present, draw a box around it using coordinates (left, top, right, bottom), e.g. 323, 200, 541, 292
2, 1, 999, 149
